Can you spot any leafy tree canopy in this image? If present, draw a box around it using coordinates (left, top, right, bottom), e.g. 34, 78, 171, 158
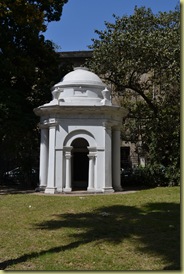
0, 0, 68, 90
0, 0, 70, 184
88, 6, 180, 185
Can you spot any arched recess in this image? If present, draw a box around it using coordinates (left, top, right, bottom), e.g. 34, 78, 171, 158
63, 129, 96, 147
63, 130, 97, 191
71, 138, 89, 190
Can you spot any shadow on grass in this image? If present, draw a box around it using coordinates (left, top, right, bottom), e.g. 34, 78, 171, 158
0, 184, 35, 195
0, 202, 180, 270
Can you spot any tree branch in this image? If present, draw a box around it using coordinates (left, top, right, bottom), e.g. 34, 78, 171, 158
103, 76, 158, 115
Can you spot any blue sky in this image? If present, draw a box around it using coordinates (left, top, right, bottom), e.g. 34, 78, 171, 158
44, 0, 178, 52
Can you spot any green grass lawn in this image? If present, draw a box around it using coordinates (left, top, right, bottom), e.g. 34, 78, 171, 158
0, 186, 180, 271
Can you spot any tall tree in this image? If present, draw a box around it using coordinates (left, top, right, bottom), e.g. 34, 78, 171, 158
88, 6, 180, 185
0, 0, 70, 185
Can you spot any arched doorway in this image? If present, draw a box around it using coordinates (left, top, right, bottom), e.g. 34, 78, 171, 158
71, 138, 89, 190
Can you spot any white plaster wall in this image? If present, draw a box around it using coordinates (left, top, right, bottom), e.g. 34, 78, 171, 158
55, 119, 106, 148
55, 149, 63, 191
104, 127, 112, 189
54, 118, 108, 192
95, 149, 105, 190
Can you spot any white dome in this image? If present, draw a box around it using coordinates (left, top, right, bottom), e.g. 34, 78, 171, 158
55, 67, 105, 88
47, 67, 112, 106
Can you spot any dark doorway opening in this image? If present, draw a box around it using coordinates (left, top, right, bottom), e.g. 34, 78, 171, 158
71, 138, 89, 190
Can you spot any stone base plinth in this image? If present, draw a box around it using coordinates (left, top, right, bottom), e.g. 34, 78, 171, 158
102, 187, 114, 193
87, 188, 96, 192
45, 187, 57, 194
63, 188, 72, 193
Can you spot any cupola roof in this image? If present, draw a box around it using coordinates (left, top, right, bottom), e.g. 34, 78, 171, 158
35, 67, 113, 107
54, 67, 105, 88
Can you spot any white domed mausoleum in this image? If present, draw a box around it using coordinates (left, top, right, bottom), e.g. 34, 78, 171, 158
34, 67, 127, 194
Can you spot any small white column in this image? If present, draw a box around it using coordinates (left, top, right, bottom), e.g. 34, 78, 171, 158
39, 127, 49, 190
63, 147, 72, 192
112, 127, 122, 191
103, 123, 114, 193
87, 148, 97, 192
45, 125, 57, 194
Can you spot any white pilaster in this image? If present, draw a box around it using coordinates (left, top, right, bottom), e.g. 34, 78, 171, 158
55, 149, 64, 192
103, 124, 114, 192
45, 125, 57, 194
63, 146, 73, 192
112, 128, 122, 191
87, 147, 97, 192
39, 127, 49, 190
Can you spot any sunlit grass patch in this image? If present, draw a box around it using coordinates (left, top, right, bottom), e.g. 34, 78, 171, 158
0, 186, 180, 270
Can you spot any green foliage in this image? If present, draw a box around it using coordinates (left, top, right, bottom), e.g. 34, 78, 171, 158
145, 104, 180, 185
88, 6, 180, 186
0, 0, 69, 183
121, 166, 172, 188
